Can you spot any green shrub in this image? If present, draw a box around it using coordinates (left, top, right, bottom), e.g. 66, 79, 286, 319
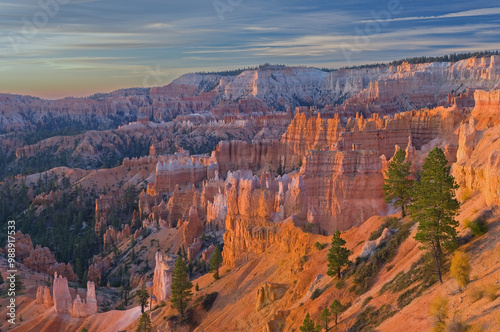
202, 292, 218, 311
335, 280, 345, 289
464, 218, 488, 236
310, 288, 324, 300
368, 217, 401, 241
348, 305, 397, 332
361, 296, 373, 307
315, 241, 327, 250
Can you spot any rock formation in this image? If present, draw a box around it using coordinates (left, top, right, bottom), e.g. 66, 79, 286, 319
35, 286, 53, 308
183, 206, 203, 249
23, 245, 76, 281
53, 272, 73, 314
71, 281, 98, 318
256, 282, 288, 311
152, 252, 175, 303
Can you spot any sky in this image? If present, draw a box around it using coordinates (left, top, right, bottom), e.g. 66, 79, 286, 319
0, 0, 499, 99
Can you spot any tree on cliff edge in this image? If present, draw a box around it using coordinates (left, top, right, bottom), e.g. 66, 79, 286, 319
170, 256, 193, 320
327, 231, 350, 278
384, 148, 414, 218
412, 147, 459, 284
136, 283, 149, 314
209, 245, 223, 280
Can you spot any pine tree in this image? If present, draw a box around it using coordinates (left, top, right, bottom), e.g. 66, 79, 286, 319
327, 231, 350, 278
299, 313, 320, 332
136, 283, 149, 314
450, 251, 470, 289
329, 299, 345, 325
209, 245, 223, 280
320, 307, 331, 331
170, 256, 193, 319
412, 147, 460, 283
136, 312, 152, 332
383, 148, 414, 218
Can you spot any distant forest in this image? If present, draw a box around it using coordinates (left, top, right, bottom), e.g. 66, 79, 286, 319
195, 50, 500, 76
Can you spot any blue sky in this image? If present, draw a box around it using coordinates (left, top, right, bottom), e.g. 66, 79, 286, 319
0, 0, 499, 99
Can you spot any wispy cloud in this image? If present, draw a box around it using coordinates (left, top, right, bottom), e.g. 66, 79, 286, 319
359, 7, 500, 23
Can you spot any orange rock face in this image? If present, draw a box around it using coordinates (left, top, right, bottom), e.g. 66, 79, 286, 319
35, 286, 54, 308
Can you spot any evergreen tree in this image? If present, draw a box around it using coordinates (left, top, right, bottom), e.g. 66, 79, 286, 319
412, 148, 460, 283
383, 148, 414, 218
329, 299, 345, 325
320, 307, 331, 331
170, 256, 193, 319
299, 313, 320, 332
136, 312, 152, 332
209, 245, 223, 280
327, 231, 350, 278
136, 283, 149, 314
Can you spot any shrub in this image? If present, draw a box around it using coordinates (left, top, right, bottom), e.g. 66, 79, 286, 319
450, 251, 470, 288
429, 296, 448, 332
315, 242, 327, 250
361, 296, 373, 307
335, 280, 345, 289
464, 218, 488, 236
201, 292, 218, 311
460, 188, 473, 202
469, 286, 484, 303
348, 305, 396, 332
310, 288, 324, 300
484, 283, 499, 302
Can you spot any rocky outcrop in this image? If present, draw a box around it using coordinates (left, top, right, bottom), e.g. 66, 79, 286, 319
201, 244, 216, 262
87, 255, 112, 284
53, 272, 73, 314
50, 272, 98, 317
149, 155, 218, 195
222, 171, 309, 267
361, 228, 397, 258
183, 206, 203, 248
71, 281, 98, 318
457, 118, 477, 162
300, 149, 386, 233
103, 224, 131, 249
152, 252, 175, 303
471, 89, 500, 130
35, 286, 53, 308
256, 282, 288, 311
10, 231, 33, 261
24, 246, 76, 281
282, 107, 462, 161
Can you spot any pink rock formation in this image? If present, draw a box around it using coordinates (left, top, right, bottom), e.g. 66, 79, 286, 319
24, 245, 76, 281
187, 237, 203, 261
201, 244, 216, 262
35, 286, 53, 308
71, 281, 98, 318
103, 224, 131, 249
53, 272, 73, 314
10, 231, 33, 261
183, 206, 203, 248
87, 255, 112, 284
152, 252, 174, 303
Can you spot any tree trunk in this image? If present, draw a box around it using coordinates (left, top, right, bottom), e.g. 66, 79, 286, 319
401, 204, 406, 218
433, 242, 443, 284
337, 267, 341, 279
335, 313, 338, 325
